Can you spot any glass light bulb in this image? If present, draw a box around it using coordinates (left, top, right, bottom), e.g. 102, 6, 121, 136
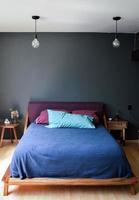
112, 38, 120, 48
32, 38, 40, 48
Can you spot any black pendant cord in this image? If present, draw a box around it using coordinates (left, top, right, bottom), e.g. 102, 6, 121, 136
115, 20, 117, 39
113, 16, 121, 39
35, 19, 38, 39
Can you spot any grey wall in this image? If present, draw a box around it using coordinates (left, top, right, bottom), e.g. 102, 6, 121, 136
0, 33, 138, 139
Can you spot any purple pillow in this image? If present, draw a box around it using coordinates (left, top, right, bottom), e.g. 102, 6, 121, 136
72, 110, 96, 116
35, 110, 48, 124
72, 110, 100, 125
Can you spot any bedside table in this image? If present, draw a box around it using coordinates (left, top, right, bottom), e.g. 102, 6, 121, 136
107, 120, 128, 145
0, 123, 19, 147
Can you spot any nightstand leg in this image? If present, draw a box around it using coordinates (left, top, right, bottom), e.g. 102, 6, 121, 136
122, 129, 125, 146
13, 128, 18, 143
0, 128, 5, 147
10, 128, 13, 143
120, 131, 123, 144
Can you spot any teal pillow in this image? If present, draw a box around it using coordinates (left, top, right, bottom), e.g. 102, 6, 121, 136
46, 109, 95, 129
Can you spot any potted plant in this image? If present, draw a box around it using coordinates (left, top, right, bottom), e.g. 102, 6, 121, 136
10, 108, 19, 123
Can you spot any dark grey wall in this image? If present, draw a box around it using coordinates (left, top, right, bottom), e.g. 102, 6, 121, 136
0, 33, 138, 139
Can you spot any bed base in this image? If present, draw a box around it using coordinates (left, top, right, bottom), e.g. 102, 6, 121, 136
2, 166, 137, 196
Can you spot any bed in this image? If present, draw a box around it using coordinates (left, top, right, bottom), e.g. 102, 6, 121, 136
2, 101, 137, 195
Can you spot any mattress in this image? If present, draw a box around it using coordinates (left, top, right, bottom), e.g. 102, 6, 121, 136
10, 123, 132, 179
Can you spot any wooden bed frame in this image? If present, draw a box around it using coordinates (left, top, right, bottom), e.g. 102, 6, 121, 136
2, 108, 138, 196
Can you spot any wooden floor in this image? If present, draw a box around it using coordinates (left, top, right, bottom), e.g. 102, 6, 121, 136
0, 141, 139, 200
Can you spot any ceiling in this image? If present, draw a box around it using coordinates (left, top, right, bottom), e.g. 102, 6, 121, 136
0, 0, 139, 33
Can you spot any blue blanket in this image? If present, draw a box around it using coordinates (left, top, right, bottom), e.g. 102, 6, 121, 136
10, 123, 132, 179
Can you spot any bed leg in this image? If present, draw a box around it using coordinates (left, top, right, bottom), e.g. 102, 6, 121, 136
3, 182, 9, 196
130, 184, 136, 195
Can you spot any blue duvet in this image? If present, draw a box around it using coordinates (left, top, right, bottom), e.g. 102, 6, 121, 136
10, 123, 132, 179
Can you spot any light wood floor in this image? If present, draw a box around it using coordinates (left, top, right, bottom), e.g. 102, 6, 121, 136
0, 141, 139, 200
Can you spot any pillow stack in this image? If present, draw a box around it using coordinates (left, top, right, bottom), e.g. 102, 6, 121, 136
35, 109, 100, 129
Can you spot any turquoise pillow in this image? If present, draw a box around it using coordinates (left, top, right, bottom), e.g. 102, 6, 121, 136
46, 109, 95, 129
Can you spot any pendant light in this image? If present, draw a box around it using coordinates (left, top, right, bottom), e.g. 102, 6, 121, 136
112, 16, 121, 48
32, 16, 40, 48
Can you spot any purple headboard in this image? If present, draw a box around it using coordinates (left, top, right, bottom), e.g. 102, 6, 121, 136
28, 101, 105, 123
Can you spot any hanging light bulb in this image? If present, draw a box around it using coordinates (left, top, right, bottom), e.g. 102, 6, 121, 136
32, 16, 40, 48
32, 36, 40, 48
112, 16, 121, 48
112, 38, 120, 48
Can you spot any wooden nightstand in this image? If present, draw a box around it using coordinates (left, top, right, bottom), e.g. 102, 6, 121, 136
107, 120, 128, 145
0, 123, 19, 147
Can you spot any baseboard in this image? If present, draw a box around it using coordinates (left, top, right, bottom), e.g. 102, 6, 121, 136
116, 139, 138, 144
3, 139, 19, 143
126, 140, 139, 144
